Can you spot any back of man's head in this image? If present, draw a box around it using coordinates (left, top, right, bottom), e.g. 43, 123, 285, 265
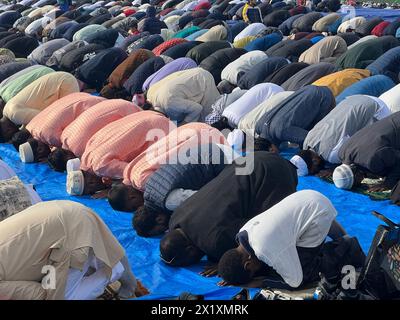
218, 249, 252, 285
160, 229, 203, 266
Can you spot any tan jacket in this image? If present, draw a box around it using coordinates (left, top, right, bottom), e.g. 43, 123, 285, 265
195, 25, 227, 42
147, 68, 220, 121
0, 200, 124, 300
299, 36, 347, 65
3, 72, 79, 126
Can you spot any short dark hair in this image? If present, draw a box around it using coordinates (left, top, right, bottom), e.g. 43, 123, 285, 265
160, 229, 203, 266
27, 138, 50, 162
142, 101, 154, 110
218, 249, 252, 285
47, 148, 72, 172
254, 137, 272, 152
133, 206, 160, 237
108, 184, 132, 212
299, 149, 325, 172
211, 117, 232, 131
10, 129, 32, 151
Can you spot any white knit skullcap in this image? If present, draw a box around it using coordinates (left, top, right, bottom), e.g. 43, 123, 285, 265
290, 155, 309, 176
19, 142, 34, 163
66, 170, 84, 195
333, 164, 354, 190
66, 158, 81, 173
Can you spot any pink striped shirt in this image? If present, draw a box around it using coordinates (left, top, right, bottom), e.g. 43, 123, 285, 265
80, 111, 175, 179
61, 99, 140, 157
26, 93, 105, 147
122, 122, 227, 191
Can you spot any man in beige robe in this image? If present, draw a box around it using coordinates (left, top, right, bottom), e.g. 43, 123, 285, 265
299, 36, 347, 65
146, 68, 220, 123
0, 200, 145, 300
0, 72, 79, 143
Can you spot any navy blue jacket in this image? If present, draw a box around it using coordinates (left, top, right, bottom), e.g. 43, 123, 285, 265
237, 56, 289, 89
144, 144, 227, 214
255, 85, 335, 147
123, 56, 165, 95
367, 46, 400, 83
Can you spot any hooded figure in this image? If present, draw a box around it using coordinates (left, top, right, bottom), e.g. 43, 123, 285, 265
186, 40, 231, 65
379, 83, 400, 113
335, 75, 395, 105
281, 62, 336, 91
48, 99, 139, 172
312, 12, 340, 32
383, 18, 400, 36
18, 93, 105, 163
123, 56, 166, 96
336, 16, 366, 34
221, 83, 284, 129
200, 47, 246, 85
102, 49, 155, 96
72, 24, 107, 42
371, 21, 391, 37
0, 200, 139, 300
0, 11, 22, 28
66, 111, 172, 196
301, 95, 391, 167
366, 46, 400, 83
221, 50, 268, 86
238, 91, 294, 136
160, 152, 298, 266
138, 6, 167, 34
263, 9, 290, 28
0, 61, 34, 84
120, 122, 225, 192
244, 32, 283, 52
355, 17, 383, 37
335, 36, 399, 70
3, 36, 39, 58
49, 20, 78, 39
234, 22, 267, 42
267, 38, 313, 62
195, 25, 227, 42
336, 33, 360, 47
147, 68, 220, 123
75, 47, 128, 92
313, 68, 370, 97
152, 38, 187, 56
334, 112, 400, 190
59, 43, 105, 72
0, 72, 79, 142
28, 38, 70, 65
255, 85, 335, 148
264, 62, 309, 86
237, 57, 289, 90
278, 14, 305, 36
298, 36, 347, 65
83, 28, 121, 48
162, 41, 202, 59
46, 41, 87, 68
142, 57, 197, 92
292, 12, 323, 32
0, 65, 51, 102
127, 34, 164, 53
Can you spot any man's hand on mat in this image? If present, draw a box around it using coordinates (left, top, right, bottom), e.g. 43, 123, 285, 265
316, 169, 333, 178
135, 280, 150, 297
368, 184, 388, 192
91, 189, 109, 199
200, 264, 218, 277
217, 280, 230, 287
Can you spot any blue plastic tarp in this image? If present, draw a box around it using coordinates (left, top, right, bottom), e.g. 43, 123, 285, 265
1, 142, 400, 300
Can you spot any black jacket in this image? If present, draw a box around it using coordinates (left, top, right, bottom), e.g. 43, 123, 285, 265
199, 47, 246, 84
169, 152, 298, 261
339, 112, 400, 188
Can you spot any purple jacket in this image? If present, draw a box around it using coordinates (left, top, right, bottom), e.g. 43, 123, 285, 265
142, 57, 197, 92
